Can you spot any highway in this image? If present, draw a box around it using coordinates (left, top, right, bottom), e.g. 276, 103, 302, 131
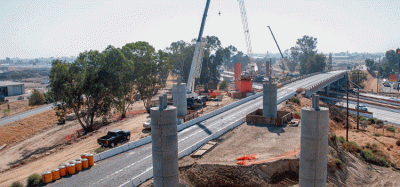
322, 96, 400, 126
48, 71, 345, 187
0, 103, 53, 126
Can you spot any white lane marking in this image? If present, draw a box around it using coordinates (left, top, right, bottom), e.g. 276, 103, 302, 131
92, 154, 152, 185
97, 72, 343, 186
128, 151, 136, 155
118, 167, 153, 187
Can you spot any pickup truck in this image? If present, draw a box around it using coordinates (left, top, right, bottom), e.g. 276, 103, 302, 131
97, 130, 130, 148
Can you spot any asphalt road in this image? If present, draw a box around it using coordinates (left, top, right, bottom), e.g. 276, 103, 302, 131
324, 97, 400, 126
0, 103, 53, 126
48, 71, 345, 187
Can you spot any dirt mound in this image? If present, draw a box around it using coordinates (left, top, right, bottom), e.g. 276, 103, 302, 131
179, 160, 299, 187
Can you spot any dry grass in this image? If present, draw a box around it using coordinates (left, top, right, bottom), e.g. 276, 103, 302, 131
0, 100, 41, 118
364, 71, 378, 92
0, 109, 58, 145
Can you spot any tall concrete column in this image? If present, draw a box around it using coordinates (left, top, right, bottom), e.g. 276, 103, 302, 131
151, 96, 178, 187
299, 94, 329, 187
263, 83, 277, 118
173, 77, 187, 116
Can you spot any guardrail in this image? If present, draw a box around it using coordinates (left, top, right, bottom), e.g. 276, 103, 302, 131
93, 71, 326, 163
125, 118, 246, 187
305, 71, 347, 97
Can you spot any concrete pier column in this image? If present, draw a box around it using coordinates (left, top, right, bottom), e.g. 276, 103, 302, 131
263, 83, 277, 118
173, 77, 187, 116
300, 94, 329, 187
151, 96, 178, 187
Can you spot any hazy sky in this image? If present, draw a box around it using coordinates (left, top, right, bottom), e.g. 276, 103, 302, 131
1, 0, 399, 59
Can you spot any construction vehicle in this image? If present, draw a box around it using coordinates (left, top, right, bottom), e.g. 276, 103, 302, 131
186, 0, 256, 101
267, 26, 288, 74
185, 0, 210, 107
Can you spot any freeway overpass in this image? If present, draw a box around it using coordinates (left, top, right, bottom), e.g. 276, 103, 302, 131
49, 71, 346, 187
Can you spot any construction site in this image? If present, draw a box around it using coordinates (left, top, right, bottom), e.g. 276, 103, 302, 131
1, 1, 400, 187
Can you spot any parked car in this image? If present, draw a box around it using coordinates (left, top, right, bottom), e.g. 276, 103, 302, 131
355, 104, 368, 111
143, 118, 184, 130
97, 130, 130, 148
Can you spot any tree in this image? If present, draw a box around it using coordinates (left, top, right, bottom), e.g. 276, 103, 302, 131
365, 58, 375, 71
49, 50, 113, 133
166, 40, 194, 82
385, 50, 400, 72
327, 53, 333, 71
198, 36, 222, 90
231, 51, 250, 70
122, 41, 166, 111
293, 35, 326, 75
103, 45, 135, 118
350, 70, 368, 88
285, 46, 300, 72
296, 35, 317, 55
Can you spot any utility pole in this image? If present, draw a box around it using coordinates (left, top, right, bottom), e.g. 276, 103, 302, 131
357, 71, 360, 130
346, 74, 349, 141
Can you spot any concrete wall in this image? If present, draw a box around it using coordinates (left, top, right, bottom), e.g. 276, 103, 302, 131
4, 84, 24, 96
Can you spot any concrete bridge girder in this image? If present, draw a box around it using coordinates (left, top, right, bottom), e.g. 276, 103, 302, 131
305, 73, 347, 97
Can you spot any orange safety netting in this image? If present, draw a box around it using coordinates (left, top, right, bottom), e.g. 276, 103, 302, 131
237, 148, 300, 165
236, 154, 258, 161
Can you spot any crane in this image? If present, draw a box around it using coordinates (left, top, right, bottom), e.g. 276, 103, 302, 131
267, 26, 288, 72
186, 0, 210, 93
237, 0, 257, 73
186, 0, 256, 94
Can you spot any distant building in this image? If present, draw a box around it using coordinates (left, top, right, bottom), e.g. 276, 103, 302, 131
0, 81, 24, 96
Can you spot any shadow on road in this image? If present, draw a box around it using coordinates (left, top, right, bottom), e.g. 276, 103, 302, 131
196, 123, 213, 135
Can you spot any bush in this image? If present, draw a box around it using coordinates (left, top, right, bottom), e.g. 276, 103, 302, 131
219, 81, 228, 90
396, 139, 400, 146
386, 126, 395, 132
374, 133, 382, 137
58, 118, 65, 124
26, 173, 42, 187
360, 149, 374, 161
329, 133, 337, 142
344, 141, 361, 153
360, 149, 390, 167
28, 90, 45, 106
376, 120, 384, 125
338, 136, 346, 144
9, 181, 23, 187
290, 97, 300, 105
360, 116, 367, 121
368, 118, 377, 124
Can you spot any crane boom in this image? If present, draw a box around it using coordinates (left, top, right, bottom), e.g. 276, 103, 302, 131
187, 0, 211, 92
237, 0, 256, 72
267, 26, 284, 59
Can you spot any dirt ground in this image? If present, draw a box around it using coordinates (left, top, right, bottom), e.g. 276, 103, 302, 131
0, 100, 42, 119
0, 79, 239, 186
140, 95, 400, 187
364, 71, 378, 92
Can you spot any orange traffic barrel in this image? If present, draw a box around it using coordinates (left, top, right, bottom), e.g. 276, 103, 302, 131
42, 171, 52, 183
80, 153, 88, 159
75, 161, 82, 172
66, 163, 75, 175
51, 169, 60, 180
69, 160, 76, 165
58, 165, 66, 177
81, 158, 89, 169
87, 154, 94, 166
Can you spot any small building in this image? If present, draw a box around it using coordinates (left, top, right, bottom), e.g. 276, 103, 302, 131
0, 81, 24, 96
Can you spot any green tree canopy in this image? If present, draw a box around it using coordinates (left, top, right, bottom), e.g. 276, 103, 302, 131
123, 41, 167, 111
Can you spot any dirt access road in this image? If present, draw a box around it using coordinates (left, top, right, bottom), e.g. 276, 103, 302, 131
0, 91, 236, 187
